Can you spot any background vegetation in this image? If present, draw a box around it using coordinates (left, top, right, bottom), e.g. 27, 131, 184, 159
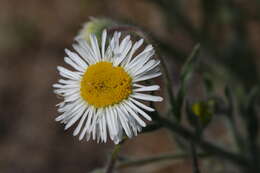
0, 0, 259, 172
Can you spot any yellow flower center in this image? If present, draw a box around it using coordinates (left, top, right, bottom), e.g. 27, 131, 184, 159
80, 62, 132, 108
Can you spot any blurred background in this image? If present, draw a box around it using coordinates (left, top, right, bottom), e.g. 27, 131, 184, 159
0, 0, 259, 172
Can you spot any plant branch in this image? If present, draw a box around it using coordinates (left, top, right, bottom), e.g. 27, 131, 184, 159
105, 143, 123, 173
176, 44, 200, 121
225, 86, 245, 152
190, 142, 200, 173
152, 113, 249, 168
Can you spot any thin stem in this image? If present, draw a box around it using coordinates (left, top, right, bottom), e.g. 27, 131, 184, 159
244, 87, 259, 172
226, 116, 244, 153
176, 44, 201, 120
225, 86, 244, 152
105, 144, 122, 173
190, 142, 200, 173
117, 152, 209, 169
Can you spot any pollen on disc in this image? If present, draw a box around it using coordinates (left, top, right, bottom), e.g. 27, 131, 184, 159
80, 62, 132, 108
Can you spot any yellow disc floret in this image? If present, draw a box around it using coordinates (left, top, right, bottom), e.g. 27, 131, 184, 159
80, 62, 132, 108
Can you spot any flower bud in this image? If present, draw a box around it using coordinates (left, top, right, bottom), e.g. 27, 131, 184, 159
77, 17, 116, 43
191, 99, 215, 126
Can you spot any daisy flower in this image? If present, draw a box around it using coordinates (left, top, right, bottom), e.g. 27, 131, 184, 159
53, 30, 163, 144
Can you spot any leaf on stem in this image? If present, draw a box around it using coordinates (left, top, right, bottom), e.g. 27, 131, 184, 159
174, 44, 201, 121
203, 73, 215, 96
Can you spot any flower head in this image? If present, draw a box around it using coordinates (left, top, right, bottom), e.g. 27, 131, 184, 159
53, 30, 163, 144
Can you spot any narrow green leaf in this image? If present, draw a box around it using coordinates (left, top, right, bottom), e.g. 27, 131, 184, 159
180, 44, 201, 84
203, 73, 214, 96
174, 44, 201, 121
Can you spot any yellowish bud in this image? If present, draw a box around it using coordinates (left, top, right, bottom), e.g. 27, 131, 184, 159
191, 100, 215, 125
77, 18, 116, 43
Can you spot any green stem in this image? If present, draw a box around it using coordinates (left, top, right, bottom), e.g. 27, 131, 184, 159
105, 143, 122, 173
190, 142, 200, 173
176, 44, 200, 120
225, 86, 245, 153
226, 116, 244, 153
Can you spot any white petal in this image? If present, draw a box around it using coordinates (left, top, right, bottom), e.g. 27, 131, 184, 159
58, 79, 79, 85
57, 66, 81, 80
101, 113, 107, 142
53, 83, 79, 89
127, 44, 153, 65
132, 60, 160, 76
65, 104, 87, 130
126, 49, 154, 72
125, 100, 152, 121
133, 72, 162, 82
133, 85, 160, 92
73, 41, 96, 64
129, 97, 155, 112
86, 132, 91, 141
104, 46, 112, 61
105, 107, 116, 139
91, 114, 98, 140
133, 84, 146, 88
64, 57, 86, 72
62, 101, 86, 122
121, 102, 146, 127
54, 88, 79, 96
89, 34, 101, 61
73, 108, 89, 136
115, 106, 132, 138
55, 100, 84, 122
114, 40, 132, 66
108, 107, 118, 136
122, 39, 144, 67
79, 107, 94, 140
119, 35, 130, 52
110, 32, 121, 52
131, 93, 163, 102
64, 92, 81, 102
111, 107, 120, 134
58, 98, 82, 113
101, 30, 107, 58
65, 49, 88, 68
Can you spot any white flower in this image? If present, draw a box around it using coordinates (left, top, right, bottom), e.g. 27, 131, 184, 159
53, 30, 163, 144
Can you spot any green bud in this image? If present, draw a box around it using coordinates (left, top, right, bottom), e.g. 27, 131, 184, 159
191, 100, 215, 126
77, 17, 116, 43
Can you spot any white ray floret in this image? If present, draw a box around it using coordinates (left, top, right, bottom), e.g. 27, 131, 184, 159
53, 29, 163, 144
